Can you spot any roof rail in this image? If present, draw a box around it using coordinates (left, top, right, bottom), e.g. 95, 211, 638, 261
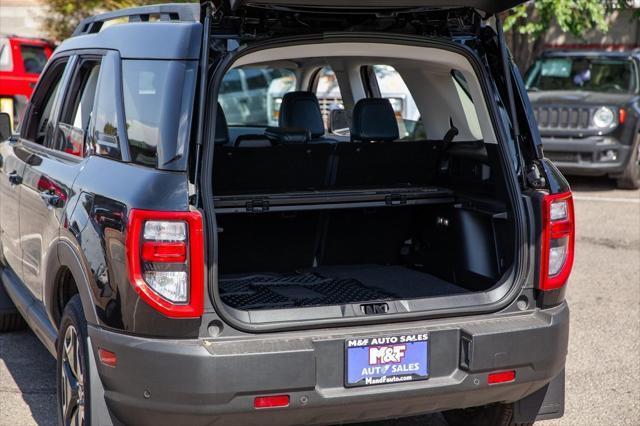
72, 3, 200, 37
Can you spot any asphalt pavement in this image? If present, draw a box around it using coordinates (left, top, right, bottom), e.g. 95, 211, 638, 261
1, 176, 638, 426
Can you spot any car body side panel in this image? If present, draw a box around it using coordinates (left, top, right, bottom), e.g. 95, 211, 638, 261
62, 154, 200, 336
0, 140, 26, 278
19, 143, 83, 300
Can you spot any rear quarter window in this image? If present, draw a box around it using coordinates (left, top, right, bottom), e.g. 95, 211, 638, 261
122, 60, 197, 168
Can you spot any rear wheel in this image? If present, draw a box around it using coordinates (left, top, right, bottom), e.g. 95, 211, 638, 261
616, 134, 640, 190
56, 295, 90, 426
442, 403, 534, 426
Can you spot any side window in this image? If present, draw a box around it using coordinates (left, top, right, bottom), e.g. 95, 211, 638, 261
372, 65, 424, 140
219, 66, 297, 127
89, 53, 121, 160
122, 59, 197, 168
23, 59, 68, 145
451, 70, 483, 141
315, 66, 343, 129
54, 59, 101, 156
20, 44, 48, 74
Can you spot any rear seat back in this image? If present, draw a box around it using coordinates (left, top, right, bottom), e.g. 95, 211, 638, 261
214, 144, 333, 193
334, 141, 440, 187
213, 100, 440, 195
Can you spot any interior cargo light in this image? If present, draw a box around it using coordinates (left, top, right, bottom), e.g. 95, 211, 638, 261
254, 395, 290, 409
539, 192, 575, 291
488, 370, 515, 385
126, 209, 204, 318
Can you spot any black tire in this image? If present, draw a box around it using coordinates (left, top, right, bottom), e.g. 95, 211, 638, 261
0, 311, 27, 332
442, 403, 534, 426
56, 294, 91, 426
616, 134, 640, 190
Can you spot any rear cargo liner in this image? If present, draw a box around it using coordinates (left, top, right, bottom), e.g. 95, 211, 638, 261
219, 265, 472, 310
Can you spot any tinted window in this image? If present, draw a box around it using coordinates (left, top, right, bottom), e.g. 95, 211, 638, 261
24, 60, 67, 145
219, 66, 297, 127
526, 57, 637, 93
21, 45, 47, 74
90, 54, 121, 160
122, 60, 197, 168
55, 60, 101, 156
372, 65, 424, 140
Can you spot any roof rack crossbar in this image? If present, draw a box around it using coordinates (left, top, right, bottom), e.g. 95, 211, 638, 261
72, 3, 200, 37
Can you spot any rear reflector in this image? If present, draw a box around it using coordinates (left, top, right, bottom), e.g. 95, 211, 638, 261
98, 348, 117, 367
254, 395, 290, 409
141, 241, 187, 263
488, 370, 515, 385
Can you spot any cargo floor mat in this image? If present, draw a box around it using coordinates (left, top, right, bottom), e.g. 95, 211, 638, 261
219, 272, 398, 310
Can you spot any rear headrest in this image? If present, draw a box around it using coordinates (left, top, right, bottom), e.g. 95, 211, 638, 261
215, 103, 230, 145
279, 91, 325, 138
351, 98, 399, 143
265, 127, 310, 144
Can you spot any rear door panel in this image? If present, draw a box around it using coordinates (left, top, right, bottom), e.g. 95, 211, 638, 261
0, 141, 27, 278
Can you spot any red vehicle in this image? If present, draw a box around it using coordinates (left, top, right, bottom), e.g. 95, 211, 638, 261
0, 35, 55, 128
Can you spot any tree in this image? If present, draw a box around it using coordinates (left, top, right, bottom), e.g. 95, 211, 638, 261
503, 0, 638, 72
42, 0, 194, 41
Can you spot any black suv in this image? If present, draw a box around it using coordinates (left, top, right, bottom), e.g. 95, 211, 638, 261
0, 2, 572, 425
526, 50, 640, 189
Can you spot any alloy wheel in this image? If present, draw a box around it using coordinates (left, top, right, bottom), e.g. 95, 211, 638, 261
59, 325, 85, 426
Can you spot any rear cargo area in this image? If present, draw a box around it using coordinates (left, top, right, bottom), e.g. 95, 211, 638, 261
214, 148, 514, 312
207, 41, 518, 319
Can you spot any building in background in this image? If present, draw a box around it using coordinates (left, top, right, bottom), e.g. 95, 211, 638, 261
0, 0, 47, 39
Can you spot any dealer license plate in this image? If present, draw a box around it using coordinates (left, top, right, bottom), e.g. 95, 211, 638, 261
345, 333, 429, 387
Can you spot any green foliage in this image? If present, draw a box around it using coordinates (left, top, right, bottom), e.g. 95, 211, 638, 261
503, 0, 609, 38
42, 0, 195, 41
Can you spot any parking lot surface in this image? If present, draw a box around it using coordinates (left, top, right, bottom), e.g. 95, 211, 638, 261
1, 177, 638, 426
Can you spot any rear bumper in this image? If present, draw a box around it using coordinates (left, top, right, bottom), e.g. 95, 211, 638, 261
89, 303, 569, 426
542, 135, 631, 176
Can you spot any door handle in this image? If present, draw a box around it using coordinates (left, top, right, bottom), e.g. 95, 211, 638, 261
40, 191, 63, 208
7, 171, 22, 185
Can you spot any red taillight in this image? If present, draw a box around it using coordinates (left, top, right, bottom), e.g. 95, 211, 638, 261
488, 370, 515, 385
254, 395, 290, 409
126, 209, 204, 318
539, 192, 575, 291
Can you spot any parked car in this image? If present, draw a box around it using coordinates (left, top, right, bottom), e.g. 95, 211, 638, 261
526, 50, 640, 189
0, 2, 573, 425
0, 35, 55, 128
